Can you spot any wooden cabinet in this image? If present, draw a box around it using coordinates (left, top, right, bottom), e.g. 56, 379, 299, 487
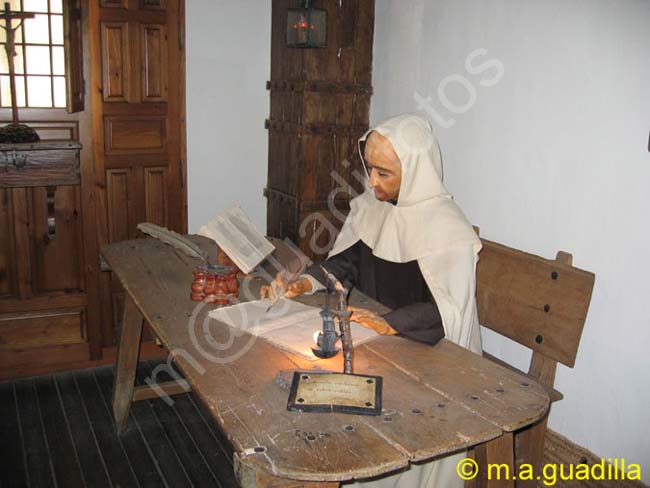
265, 0, 374, 260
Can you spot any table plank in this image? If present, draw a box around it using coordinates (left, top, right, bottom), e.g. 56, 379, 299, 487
284, 345, 503, 463
183, 326, 410, 482
364, 338, 549, 431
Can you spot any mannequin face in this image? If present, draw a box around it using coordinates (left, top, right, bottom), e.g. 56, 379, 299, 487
364, 131, 402, 202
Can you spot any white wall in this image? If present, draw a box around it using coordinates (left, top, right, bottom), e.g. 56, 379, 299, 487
372, 0, 650, 481
186, 1, 271, 232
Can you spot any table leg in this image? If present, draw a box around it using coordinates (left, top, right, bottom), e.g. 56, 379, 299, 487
112, 294, 144, 433
514, 414, 549, 488
235, 454, 340, 488
470, 432, 515, 488
252, 473, 339, 488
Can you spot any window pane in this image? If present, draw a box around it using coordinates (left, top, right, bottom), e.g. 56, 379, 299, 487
0, 49, 6, 75
23, 0, 48, 13
0, 46, 25, 74
52, 46, 64, 75
18, 76, 26, 107
1, 75, 26, 107
51, 15, 64, 45
50, 0, 63, 14
24, 14, 50, 44
27, 75, 52, 106
53, 76, 65, 107
0, 3, 70, 109
1, 76, 9, 107
26, 45, 50, 74
16, 46, 25, 74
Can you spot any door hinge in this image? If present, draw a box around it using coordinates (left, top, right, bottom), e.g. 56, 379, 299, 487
179, 159, 184, 188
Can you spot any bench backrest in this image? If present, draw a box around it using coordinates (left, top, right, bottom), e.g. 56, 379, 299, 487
476, 239, 595, 369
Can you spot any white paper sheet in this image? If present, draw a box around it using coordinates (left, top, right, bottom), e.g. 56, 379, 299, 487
208, 298, 379, 361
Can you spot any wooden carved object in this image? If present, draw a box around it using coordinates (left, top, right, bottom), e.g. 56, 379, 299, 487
191, 265, 239, 305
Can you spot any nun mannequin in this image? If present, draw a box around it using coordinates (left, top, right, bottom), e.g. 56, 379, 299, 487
261, 113, 482, 487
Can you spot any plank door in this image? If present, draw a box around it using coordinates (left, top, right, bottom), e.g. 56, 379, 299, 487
89, 0, 186, 346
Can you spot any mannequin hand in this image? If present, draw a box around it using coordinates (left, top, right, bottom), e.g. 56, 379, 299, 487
348, 306, 398, 335
260, 272, 312, 300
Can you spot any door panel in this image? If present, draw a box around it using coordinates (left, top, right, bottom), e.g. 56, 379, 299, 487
10, 187, 33, 300
144, 166, 167, 226
101, 0, 128, 8
141, 24, 167, 101
0, 189, 17, 298
30, 185, 85, 294
142, 0, 166, 9
104, 115, 166, 154
106, 168, 136, 243
101, 22, 131, 102
0, 309, 86, 349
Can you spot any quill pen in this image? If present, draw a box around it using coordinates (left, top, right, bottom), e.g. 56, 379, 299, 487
137, 222, 210, 264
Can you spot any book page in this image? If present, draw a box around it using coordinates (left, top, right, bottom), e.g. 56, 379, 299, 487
198, 206, 274, 273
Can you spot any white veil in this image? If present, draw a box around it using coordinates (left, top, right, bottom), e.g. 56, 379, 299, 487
329, 113, 482, 353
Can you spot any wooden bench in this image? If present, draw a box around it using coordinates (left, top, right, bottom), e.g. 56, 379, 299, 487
475, 236, 595, 486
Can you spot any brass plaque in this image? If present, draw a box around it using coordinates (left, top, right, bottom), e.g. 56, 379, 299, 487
287, 371, 382, 416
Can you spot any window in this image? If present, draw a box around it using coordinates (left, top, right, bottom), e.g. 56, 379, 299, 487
0, 0, 66, 108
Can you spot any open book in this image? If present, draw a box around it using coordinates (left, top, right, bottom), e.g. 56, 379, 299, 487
209, 298, 379, 361
198, 206, 275, 274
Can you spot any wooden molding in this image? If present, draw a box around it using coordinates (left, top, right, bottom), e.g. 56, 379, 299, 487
132, 379, 190, 401
266, 80, 372, 95
543, 429, 648, 488
0, 143, 81, 188
265, 119, 368, 136
263, 186, 298, 204
0, 340, 167, 381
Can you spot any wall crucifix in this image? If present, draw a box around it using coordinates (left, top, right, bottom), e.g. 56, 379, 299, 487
0, 2, 39, 142
0, 2, 34, 124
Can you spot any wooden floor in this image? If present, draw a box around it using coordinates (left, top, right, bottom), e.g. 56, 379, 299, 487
0, 359, 239, 488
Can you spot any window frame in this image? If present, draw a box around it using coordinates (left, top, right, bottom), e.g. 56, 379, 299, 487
0, 0, 83, 113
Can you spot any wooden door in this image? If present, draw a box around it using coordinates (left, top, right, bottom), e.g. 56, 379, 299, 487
89, 0, 186, 347
0, 1, 98, 379
0, 0, 185, 380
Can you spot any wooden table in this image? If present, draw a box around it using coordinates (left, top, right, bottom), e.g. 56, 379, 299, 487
102, 237, 550, 488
